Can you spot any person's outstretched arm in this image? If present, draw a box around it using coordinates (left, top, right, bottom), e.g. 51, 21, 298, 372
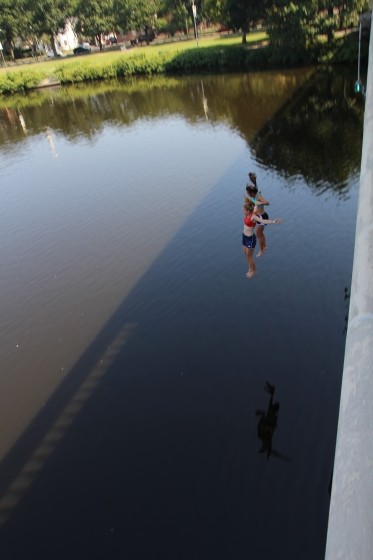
254, 214, 282, 225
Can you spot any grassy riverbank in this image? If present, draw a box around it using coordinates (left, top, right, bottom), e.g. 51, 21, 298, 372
0, 34, 259, 94
0, 30, 365, 96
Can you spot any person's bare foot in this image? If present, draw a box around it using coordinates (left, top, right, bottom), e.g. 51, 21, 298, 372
246, 270, 257, 278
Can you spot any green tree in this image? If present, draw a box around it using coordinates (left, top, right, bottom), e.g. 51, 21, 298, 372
158, 0, 206, 38
267, 0, 368, 64
223, 0, 268, 43
0, 0, 31, 60
267, 1, 318, 64
318, 0, 367, 42
160, 0, 190, 36
75, 0, 115, 50
27, 0, 74, 56
203, 0, 226, 25
114, 0, 159, 42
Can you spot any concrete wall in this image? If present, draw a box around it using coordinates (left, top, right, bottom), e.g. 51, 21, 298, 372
325, 18, 373, 560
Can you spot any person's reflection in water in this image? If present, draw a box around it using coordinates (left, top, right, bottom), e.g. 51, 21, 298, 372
256, 382, 291, 461
343, 285, 351, 335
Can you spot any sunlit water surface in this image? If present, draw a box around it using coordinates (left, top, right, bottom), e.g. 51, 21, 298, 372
0, 67, 364, 559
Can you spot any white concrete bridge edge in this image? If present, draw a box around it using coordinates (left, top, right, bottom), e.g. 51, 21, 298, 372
325, 17, 373, 560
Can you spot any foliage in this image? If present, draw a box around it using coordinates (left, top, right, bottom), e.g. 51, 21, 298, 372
203, 0, 226, 24
0, 75, 181, 110
267, 2, 316, 65
223, 0, 268, 42
266, 0, 369, 63
206, 0, 369, 55
0, 25, 366, 95
164, 44, 270, 73
159, 0, 192, 36
74, 0, 115, 50
0, 39, 268, 93
51, 51, 173, 83
115, 51, 172, 75
26, 0, 74, 55
154, 17, 169, 34
326, 28, 370, 63
0, 0, 368, 68
318, 0, 367, 35
0, 68, 46, 93
0, 0, 32, 60
114, 0, 159, 37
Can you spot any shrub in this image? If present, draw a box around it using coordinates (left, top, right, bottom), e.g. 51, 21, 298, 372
165, 46, 270, 74
0, 69, 47, 94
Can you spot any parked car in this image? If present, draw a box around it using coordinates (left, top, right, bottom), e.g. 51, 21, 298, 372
73, 45, 91, 55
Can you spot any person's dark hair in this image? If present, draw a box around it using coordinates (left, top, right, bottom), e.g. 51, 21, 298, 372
248, 172, 257, 186
246, 184, 258, 196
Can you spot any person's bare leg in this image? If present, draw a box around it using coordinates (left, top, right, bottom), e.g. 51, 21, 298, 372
256, 227, 267, 256
245, 248, 256, 278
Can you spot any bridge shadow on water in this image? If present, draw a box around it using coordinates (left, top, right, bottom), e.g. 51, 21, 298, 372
0, 155, 334, 559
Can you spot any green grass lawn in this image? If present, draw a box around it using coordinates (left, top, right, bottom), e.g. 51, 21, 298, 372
0, 32, 267, 75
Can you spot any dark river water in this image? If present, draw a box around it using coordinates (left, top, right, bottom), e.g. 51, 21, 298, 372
0, 66, 365, 559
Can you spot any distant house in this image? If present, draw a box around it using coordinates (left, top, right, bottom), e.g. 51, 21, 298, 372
55, 19, 79, 52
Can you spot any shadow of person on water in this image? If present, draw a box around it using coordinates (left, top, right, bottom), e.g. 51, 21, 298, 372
343, 285, 351, 335
256, 381, 291, 462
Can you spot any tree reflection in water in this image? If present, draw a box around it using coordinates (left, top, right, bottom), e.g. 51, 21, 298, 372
252, 66, 366, 197
0, 66, 364, 199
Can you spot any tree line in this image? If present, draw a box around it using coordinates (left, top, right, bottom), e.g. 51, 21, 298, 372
0, 0, 369, 62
